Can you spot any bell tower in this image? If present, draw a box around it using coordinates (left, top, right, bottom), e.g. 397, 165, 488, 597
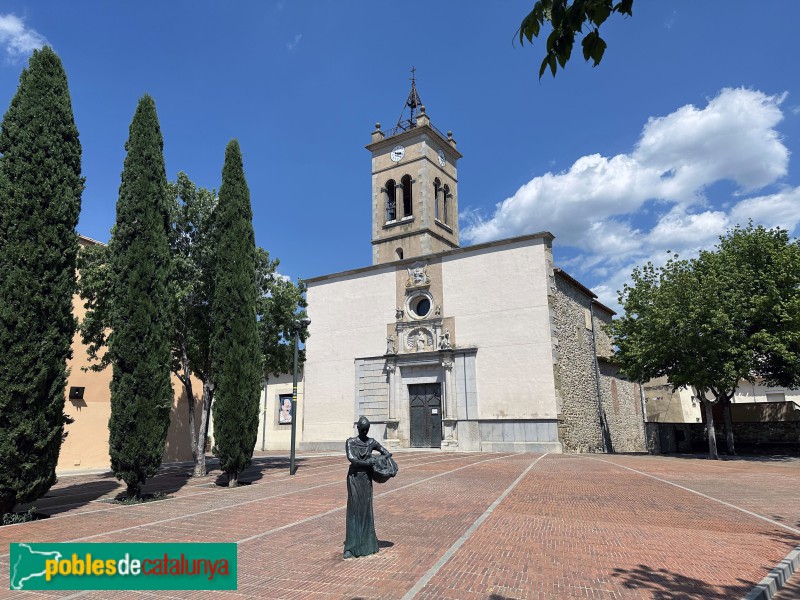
366, 71, 462, 265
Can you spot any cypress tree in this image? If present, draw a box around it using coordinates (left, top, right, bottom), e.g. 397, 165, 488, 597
0, 47, 83, 518
211, 140, 261, 487
107, 95, 173, 498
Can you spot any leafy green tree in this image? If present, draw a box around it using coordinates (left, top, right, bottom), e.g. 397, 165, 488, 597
256, 248, 309, 384
106, 95, 174, 497
0, 47, 83, 519
210, 140, 261, 486
517, 0, 633, 78
612, 225, 800, 459
255, 248, 308, 449
168, 173, 218, 477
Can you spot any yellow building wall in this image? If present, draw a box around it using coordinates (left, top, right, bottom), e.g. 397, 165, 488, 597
60, 253, 197, 471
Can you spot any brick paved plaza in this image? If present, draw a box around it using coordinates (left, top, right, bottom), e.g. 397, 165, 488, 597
2, 451, 799, 599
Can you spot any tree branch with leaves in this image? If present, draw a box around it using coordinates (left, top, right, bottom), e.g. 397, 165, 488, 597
517, 0, 633, 78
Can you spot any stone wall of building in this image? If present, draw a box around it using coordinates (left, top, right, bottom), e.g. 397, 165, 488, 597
592, 305, 647, 452
552, 271, 646, 453
551, 274, 604, 453
598, 361, 647, 452
356, 358, 389, 421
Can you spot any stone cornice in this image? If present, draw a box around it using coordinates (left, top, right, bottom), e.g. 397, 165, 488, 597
366, 124, 463, 160
307, 232, 554, 285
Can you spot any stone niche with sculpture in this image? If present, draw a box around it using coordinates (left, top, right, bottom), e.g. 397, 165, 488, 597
385, 259, 456, 355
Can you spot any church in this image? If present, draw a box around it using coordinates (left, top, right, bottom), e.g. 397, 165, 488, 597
299, 80, 647, 454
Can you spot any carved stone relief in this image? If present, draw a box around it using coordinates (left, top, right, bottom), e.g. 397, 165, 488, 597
405, 327, 434, 352
405, 261, 430, 288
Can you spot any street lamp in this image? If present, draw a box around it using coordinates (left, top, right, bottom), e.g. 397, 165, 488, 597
290, 317, 310, 475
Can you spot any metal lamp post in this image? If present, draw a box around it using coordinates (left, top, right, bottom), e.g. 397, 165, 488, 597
289, 317, 310, 475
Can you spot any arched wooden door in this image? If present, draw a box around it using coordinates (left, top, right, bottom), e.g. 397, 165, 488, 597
409, 383, 442, 448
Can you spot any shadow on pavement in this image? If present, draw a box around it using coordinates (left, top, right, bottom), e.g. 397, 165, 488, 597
612, 564, 754, 599
139, 465, 194, 498
15, 476, 122, 516
667, 453, 800, 463
765, 530, 800, 547
213, 456, 310, 486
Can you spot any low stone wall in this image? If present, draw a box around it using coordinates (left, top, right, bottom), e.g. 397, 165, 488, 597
645, 423, 706, 454
646, 422, 800, 454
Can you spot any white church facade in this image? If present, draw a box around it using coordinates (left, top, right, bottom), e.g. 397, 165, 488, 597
299, 82, 647, 454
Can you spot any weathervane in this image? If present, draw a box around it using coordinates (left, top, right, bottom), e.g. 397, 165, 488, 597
393, 66, 423, 134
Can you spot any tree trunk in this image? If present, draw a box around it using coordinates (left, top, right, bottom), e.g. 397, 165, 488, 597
703, 399, 719, 460
722, 398, 736, 455
228, 472, 238, 488
126, 481, 141, 499
179, 348, 197, 464
194, 381, 213, 477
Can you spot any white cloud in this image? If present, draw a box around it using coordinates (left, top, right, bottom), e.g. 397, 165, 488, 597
633, 88, 787, 193
644, 206, 728, 251
286, 34, 302, 51
461, 88, 798, 312
729, 187, 800, 231
0, 14, 46, 60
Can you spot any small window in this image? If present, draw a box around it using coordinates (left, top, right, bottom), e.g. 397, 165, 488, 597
396, 248, 404, 260
442, 184, 450, 224
405, 292, 434, 320
385, 179, 396, 222
401, 175, 413, 217
433, 178, 441, 220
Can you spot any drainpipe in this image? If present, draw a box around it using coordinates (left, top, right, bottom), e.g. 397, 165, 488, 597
639, 381, 647, 423
589, 302, 609, 453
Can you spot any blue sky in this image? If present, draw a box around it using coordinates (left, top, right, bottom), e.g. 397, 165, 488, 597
1, 2, 799, 311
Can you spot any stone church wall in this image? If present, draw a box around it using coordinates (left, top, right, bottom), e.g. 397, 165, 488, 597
593, 307, 647, 452
598, 361, 647, 452
552, 272, 646, 453
552, 274, 605, 452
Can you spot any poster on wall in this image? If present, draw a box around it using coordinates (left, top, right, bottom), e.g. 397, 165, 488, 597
278, 394, 293, 424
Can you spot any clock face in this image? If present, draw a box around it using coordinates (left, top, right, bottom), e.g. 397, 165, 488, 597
437, 149, 446, 167
390, 145, 405, 162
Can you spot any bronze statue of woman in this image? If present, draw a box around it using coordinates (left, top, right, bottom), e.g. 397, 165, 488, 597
344, 416, 392, 558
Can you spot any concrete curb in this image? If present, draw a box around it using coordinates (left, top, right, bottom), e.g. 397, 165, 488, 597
743, 545, 800, 600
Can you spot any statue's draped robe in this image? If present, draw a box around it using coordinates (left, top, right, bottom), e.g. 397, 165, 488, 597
344, 436, 387, 557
